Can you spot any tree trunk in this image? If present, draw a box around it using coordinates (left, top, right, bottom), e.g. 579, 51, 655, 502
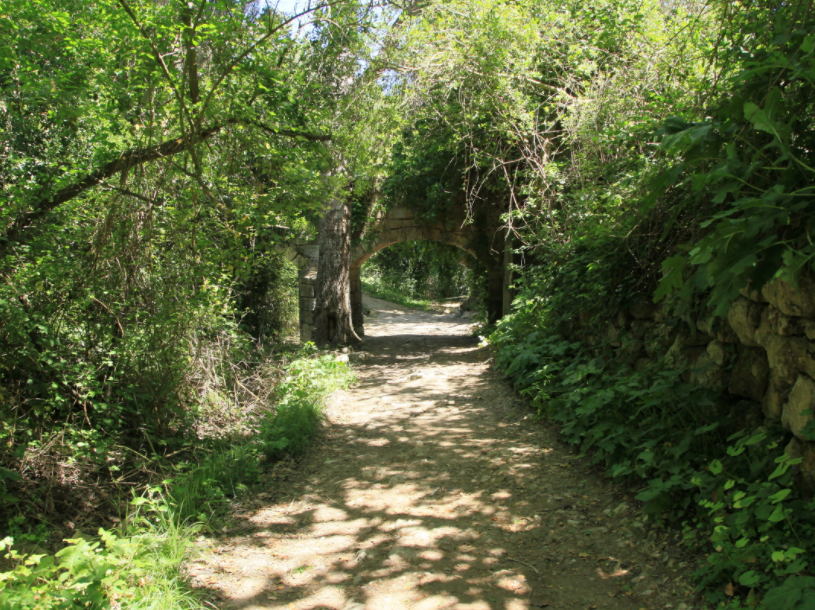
313, 198, 361, 346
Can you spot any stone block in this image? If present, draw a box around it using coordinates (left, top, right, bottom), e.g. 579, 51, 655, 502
300, 311, 313, 325
760, 334, 813, 385
762, 274, 815, 318
299, 284, 314, 298
630, 319, 652, 339
300, 323, 313, 342
404, 226, 422, 242
689, 352, 727, 390
728, 345, 769, 402
740, 284, 768, 303
707, 340, 727, 366
763, 371, 791, 419
383, 219, 403, 230
388, 206, 413, 220
727, 296, 765, 346
606, 323, 621, 346
300, 297, 316, 311
300, 244, 320, 260
782, 375, 815, 440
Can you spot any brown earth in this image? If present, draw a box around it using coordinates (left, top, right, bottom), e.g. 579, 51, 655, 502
186, 295, 702, 610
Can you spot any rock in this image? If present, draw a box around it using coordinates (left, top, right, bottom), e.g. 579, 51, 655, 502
644, 323, 674, 356
727, 297, 766, 346
606, 323, 621, 346
740, 283, 769, 302
616, 311, 628, 327
689, 352, 727, 390
782, 375, 815, 441
707, 340, 727, 366
806, 320, 815, 341
348, 352, 368, 362
335, 354, 350, 363
635, 357, 654, 372
728, 346, 769, 402
763, 372, 791, 419
759, 334, 815, 385
762, 274, 815, 318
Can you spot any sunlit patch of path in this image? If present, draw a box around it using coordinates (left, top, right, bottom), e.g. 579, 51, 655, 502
186, 295, 699, 610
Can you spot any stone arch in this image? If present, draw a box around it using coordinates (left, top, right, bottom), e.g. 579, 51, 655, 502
291, 204, 512, 342
348, 206, 478, 333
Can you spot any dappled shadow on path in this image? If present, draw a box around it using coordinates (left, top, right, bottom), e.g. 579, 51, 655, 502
186, 295, 699, 610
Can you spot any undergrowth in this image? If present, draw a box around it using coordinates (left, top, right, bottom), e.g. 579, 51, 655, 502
491, 241, 815, 610
0, 347, 354, 609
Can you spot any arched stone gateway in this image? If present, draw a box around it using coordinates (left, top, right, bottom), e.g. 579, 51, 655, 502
289, 205, 515, 342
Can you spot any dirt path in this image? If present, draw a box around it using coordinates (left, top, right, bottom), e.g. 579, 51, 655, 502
187, 296, 700, 610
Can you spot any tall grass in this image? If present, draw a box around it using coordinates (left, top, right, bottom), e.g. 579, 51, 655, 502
0, 349, 355, 609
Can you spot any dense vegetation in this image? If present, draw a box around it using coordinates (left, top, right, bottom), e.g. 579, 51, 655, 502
361, 241, 474, 309
2, 0, 815, 607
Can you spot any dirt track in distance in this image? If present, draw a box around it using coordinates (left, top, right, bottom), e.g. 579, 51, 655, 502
186, 295, 702, 610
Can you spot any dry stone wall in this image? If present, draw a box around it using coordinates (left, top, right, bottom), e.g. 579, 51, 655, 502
600, 276, 815, 491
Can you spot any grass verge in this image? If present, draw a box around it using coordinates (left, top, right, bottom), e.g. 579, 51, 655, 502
0, 347, 354, 609
361, 280, 431, 311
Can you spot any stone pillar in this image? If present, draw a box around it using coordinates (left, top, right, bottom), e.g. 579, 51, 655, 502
298, 267, 317, 342
350, 265, 364, 336
486, 253, 504, 324
502, 235, 519, 317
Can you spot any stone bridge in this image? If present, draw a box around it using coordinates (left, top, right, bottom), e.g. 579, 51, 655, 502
289, 205, 514, 342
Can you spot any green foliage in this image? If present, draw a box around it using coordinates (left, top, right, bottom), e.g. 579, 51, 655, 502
652, 8, 815, 315
493, 235, 815, 607
0, 347, 354, 608
361, 241, 471, 304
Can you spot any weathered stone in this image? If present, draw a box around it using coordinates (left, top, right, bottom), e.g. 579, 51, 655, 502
760, 334, 810, 385
616, 311, 628, 327
763, 372, 791, 419
784, 437, 815, 493
689, 352, 727, 390
682, 330, 713, 347
300, 323, 313, 341
299, 284, 315, 298
634, 357, 654, 372
300, 244, 320, 260
716, 316, 739, 344
726, 297, 765, 346
300, 297, 317, 311
782, 375, 815, 441
728, 346, 769, 402
697, 314, 715, 336
762, 274, 815, 318
630, 300, 657, 320
383, 219, 403, 230
755, 306, 805, 344
301, 311, 313, 325
404, 226, 422, 242
739, 283, 768, 303
644, 323, 674, 357
388, 206, 413, 220
630, 319, 652, 339
806, 320, 815, 341
707, 340, 727, 366
606, 323, 621, 346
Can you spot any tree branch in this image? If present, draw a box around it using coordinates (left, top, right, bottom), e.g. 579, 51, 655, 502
1, 120, 331, 251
